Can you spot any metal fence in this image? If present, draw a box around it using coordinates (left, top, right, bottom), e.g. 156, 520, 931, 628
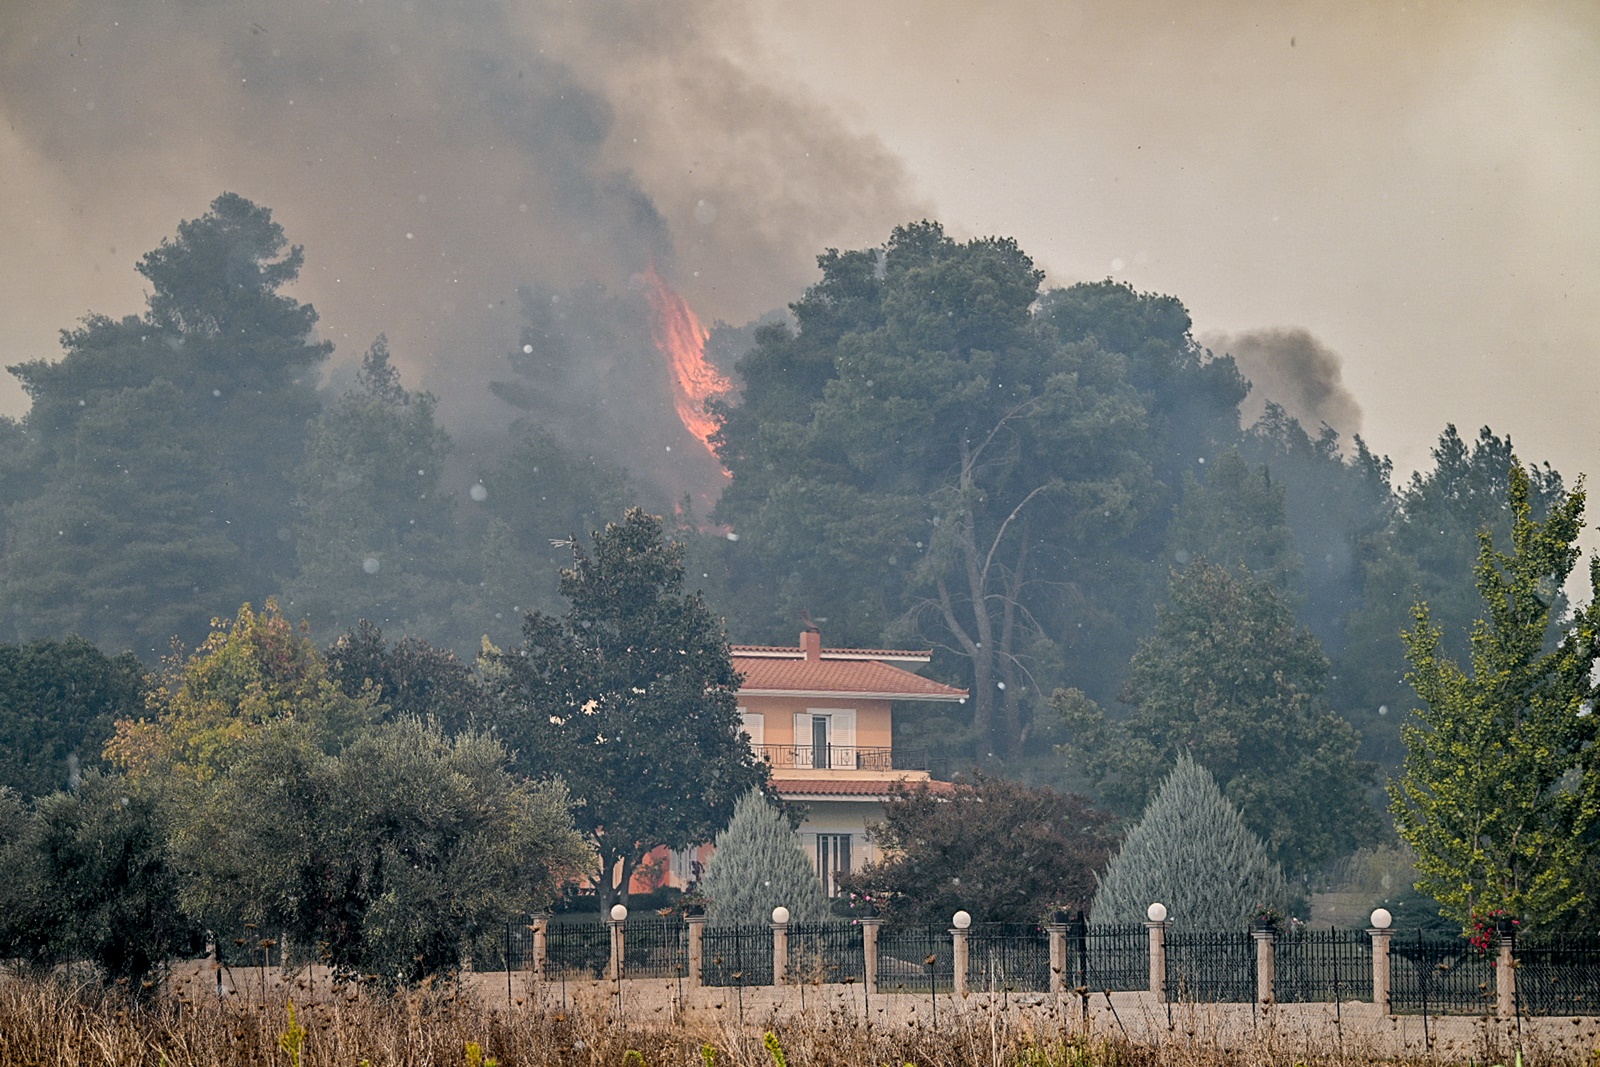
787, 921, 865, 985
544, 918, 610, 980
877, 924, 955, 993
1275, 926, 1373, 1003
966, 923, 1051, 993
623, 916, 688, 979
702, 922, 774, 987
461, 916, 1600, 1018
1079, 922, 1149, 993
1390, 933, 1496, 1015
1166, 929, 1255, 1003
1515, 934, 1600, 1016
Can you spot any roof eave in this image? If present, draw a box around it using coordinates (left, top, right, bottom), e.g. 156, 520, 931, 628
738, 688, 967, 702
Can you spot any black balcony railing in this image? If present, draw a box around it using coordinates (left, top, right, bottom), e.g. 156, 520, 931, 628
754, 744, 929, 771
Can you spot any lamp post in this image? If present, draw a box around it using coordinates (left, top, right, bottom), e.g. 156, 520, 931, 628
1145, 902, 1170, 1002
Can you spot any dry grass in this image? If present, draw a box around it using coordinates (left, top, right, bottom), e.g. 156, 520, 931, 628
0, 975, 1590, 1067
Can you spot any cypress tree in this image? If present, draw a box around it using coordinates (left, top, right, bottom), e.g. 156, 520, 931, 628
699, 790, 829, 926
1090, 753, 1288, 928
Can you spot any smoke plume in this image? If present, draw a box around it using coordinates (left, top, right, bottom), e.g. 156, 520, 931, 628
0, 0, 921, 500
1205, 328, 1363, 437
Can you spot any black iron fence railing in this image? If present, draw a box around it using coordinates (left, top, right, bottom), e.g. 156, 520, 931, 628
754, 744, 930, 771
1166, 929, 1255, 1003
1079, 922, 1149, 993
967, 923, 1051, 993
544, 918, 610, 980
787, 921, 865, 985
702, 922, 775, 987
877, 924, 955, 993
623, 916, 688, 979
1514, 933, 1600, 1016
1275, 926, 1373, 1003
1390, 932, 1496, 1015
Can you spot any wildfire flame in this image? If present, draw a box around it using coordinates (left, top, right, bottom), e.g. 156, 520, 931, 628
641, 265, 731, 461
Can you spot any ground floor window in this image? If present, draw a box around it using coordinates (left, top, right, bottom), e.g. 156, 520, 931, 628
816, 833, 852, 897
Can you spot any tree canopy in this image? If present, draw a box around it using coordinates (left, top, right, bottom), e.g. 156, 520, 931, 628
840, 774, 1116, 924
1091, 754, 1289, 929
1391, 464, 1600, 930
1058, 562, 1377, 877
490, 508, 768, 911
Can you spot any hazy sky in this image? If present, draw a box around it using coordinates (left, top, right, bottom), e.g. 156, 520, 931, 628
3, 0, 1596, 500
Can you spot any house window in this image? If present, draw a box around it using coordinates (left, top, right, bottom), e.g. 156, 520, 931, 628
816, 833, 852, 897
739, 709, 764, 749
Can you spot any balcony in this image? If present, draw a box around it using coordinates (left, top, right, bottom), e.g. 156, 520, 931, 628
754, 744, 930, 772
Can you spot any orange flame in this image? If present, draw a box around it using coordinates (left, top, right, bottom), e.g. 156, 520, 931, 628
642, 266, 731, 459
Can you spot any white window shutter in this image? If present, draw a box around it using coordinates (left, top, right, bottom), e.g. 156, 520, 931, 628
832, 709, 856, 768
740, 710, 764, 747
794, 712, 812, 769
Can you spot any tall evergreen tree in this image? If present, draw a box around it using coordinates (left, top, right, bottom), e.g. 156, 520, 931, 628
699, 790, 829, 926
2, 194, 330, 653
285, 336, 458, 642
1090, 754, 1289, 929
1059, 562, 1377, 877
1339, 425, 1564, 764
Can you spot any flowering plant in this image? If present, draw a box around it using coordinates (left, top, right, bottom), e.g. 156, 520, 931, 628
1468, 908, 1519, 956
1252, 905, 1284, 927
844, 891, 883, 922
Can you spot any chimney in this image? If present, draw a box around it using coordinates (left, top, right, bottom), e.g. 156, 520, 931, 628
800, 629, 821, 662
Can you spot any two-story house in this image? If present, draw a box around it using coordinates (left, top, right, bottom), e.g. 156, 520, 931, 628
727, 628, 968, 895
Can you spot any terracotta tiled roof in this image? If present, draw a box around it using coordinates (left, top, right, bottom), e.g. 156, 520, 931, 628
770, 778, 957, 798
733, 654, 967, 702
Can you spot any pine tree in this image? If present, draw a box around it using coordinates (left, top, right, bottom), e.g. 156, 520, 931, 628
1090, 753, 1288, 929
699, 790, 829, 927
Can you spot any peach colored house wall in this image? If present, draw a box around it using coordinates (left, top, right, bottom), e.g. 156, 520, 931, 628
736, 695, 892, 748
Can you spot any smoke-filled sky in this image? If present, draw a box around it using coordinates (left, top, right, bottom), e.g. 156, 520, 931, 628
2, 0, 1596, 500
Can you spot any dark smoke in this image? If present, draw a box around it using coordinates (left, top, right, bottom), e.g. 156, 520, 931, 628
1206, 327, 1363, 436
0, 0, 921, 499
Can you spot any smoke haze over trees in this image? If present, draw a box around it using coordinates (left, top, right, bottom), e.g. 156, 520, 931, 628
0, 191, 1590, 892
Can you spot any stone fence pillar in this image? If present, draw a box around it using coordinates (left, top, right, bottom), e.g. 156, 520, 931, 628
860, 917, 883, 996
530, 917, 548, 979
950, 913, 970, 996
607, 911, 626, 981
1047, 919, 1068, 995
1252, 926, 1277, 1004
1496, 923, 1517, 1020
1145, 908, 1170, 1002
686, 913, 706, 987
1368, 924, 1392, 1014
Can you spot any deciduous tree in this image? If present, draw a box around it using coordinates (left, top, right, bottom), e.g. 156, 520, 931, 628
492, 508, 767, 913
840, 774, 1116, 924
1391, 464, 1600, 930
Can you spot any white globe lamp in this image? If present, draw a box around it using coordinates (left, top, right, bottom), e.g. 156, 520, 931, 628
1147, 902, 1168, 923
610, 903, 628, 922
772, 906, 790, 925
952, 910, 972, 930
1370, 908, 1393, 930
